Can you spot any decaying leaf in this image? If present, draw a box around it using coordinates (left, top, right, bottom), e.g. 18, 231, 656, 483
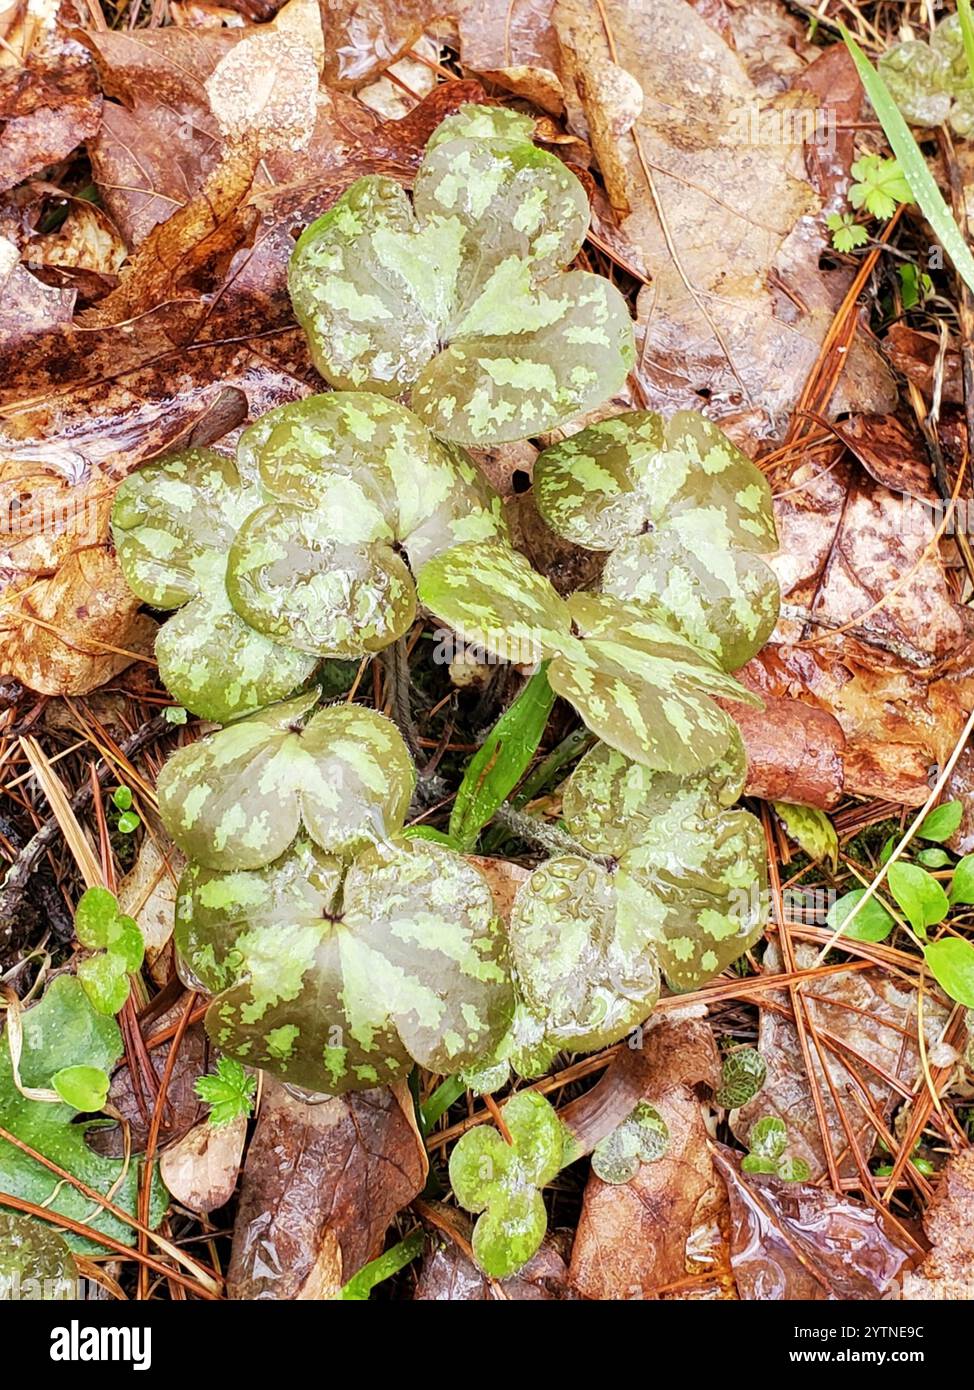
0, 0, 102, 194
569, 1018, 723, 1299
714, 1147, 912, 1299
159, 1114, 247, 1215
227, 1077, 427, 1299
732, 943, 949, 1182
902, 1148, 974, 1299
554, 0, 894, 442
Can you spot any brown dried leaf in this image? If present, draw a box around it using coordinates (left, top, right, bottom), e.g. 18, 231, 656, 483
452, 0, 564, 114
160, 1114, 247, 1215
0, 234, 74, 349
731, 943, 949, 1183
831, 415, 939, 504
554, 0, 894, 444
724, 691, 845, 810
227, 1077, 427, 1299
26, 199, 127, 278
90, 1016, 209, 1158
568, 1018, 723, 1300
902, 1149, 974, 1299
0, 0, 102, 193
714, 1146, 913, 1300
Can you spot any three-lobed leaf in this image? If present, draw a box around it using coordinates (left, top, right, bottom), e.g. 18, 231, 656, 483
177, 836, 514, 1094
448, 1090, 564, 1278
288, 105, 634, 444
157, 693, 416, 871
533, 410, 779, 671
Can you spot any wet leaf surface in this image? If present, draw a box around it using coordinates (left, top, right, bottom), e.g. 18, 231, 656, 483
568, 1018, 723, 1299
714, 1146, 912, 1299
731, 943, 949, 1183
227, 1077, 426, 1298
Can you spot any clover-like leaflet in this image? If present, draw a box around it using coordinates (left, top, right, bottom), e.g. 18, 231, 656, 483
533, 410, 779, 671
448, 1090, 565, 1278
74, 886, 145, 1016
591, 1101, 669, 1184
288, 104, 635, 444
878, 16, 974, 136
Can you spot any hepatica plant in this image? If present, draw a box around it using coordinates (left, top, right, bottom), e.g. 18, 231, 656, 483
288, 104, 634, 443
110, 97, 784, 1282
163, 695, 513, 1093
112, 393, 505, 720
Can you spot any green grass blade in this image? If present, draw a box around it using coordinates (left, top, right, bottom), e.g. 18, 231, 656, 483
339, 1229, 425, 1300
959, 0, 974, 89
840, 23, 974, 296
449, 664, 555, 852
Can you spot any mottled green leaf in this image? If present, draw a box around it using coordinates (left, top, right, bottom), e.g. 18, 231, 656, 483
624, 807, 768, 992
228, 392, 505, 658
449, 1090, 564, 1278
0, 1213, 77, 1300
776, 1156, 812, 1182
562, 735, 746, 858
111, 446, 316, 721
157, 693, 416, 870
177, 836, 514, 1094
534, 410, 778, 669
715, 1047, 766, 1109
510, 855, 661, 1056
549, 593, 758, 774
748, 1116, 787, 1162
411, 270, 635, 445
0, 977, 166, 1254
773, 802, 838, 867
288, 105, 634, 444
77, 954, 131, 1016
877, 40, 952, 126
591, 1101, 669, 1184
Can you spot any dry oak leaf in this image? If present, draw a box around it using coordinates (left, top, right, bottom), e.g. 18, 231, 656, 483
0, 0, 102, 194
554, 0, 894, 444
714, 1147, 913, 1300
902, 1148, 974, 1299
731, 943, 949, 1184
568, 1017, 723, 1300
227, 1076, 427, 1299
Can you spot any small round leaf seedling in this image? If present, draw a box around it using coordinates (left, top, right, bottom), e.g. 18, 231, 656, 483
449, 1090, 565, 1278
